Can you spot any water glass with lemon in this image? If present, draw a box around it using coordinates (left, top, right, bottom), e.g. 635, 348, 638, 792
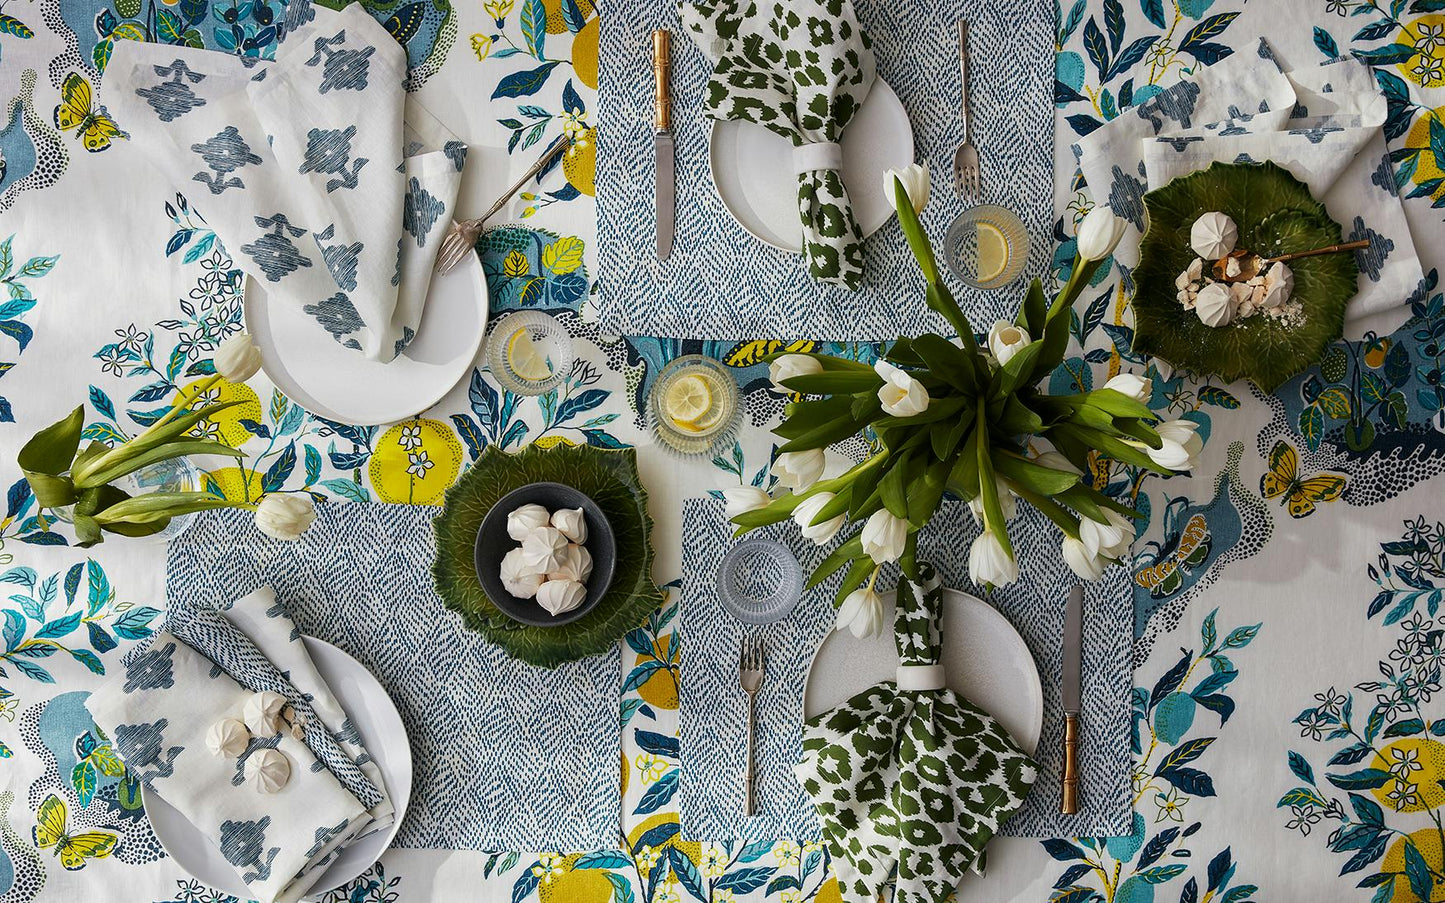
649, 355, 739, 455
943, 205, 1030, 289
487, 311, 575, 396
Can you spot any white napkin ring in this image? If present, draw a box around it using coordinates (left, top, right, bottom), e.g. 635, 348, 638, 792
896, 664, 946, 692
792, 141, 844, 175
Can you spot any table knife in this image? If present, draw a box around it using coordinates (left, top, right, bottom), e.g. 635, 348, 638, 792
652, 28, 675, 261
1061, 585, 1083, 815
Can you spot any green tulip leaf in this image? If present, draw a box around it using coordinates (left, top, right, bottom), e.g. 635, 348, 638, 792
19, 406, 84, 478
1133, 161, 1357, 392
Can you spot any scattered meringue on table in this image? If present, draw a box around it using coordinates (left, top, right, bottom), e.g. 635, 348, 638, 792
1173, 213, 1303, 328
499, 500, 597, 616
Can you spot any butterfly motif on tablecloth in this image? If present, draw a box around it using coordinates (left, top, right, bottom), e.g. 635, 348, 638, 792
31, 794, 118, 870
53, 73, 129, 153
1260, 440, 1347, 518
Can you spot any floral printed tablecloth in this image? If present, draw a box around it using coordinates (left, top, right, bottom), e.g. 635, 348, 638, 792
1, 1, 1444, 902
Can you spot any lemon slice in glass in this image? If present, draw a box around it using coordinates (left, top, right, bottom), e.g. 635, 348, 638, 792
506, 328, 553, 382
976, 222, 1010, 283
664, 374, 713, 427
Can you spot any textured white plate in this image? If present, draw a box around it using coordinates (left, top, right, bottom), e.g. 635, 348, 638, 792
144, 637, 413, 901
708, 79, 915, 252
803, 587, 1044, 754
244, 251, 488, 426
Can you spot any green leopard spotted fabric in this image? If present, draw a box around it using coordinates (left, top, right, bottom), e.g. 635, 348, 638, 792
680, 0, 874, 289
795, 565, 1038, 903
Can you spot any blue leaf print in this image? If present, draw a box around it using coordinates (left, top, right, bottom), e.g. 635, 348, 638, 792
1313, 26, 1340, 60
1141, 0, 1166, 28
632, 769, 678, 814
492, 62, 561, 99
113, 606, 160, 640
263, 444, 297, 492
88, 385, 116, 421
555, 388, 607, 425
562, 79, 584, 116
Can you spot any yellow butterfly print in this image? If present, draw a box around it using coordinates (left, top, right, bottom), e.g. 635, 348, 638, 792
1259, 440, 1347, 519
53, 72, 129, 153
723, 339, 817, 368
32, 794, 118, 870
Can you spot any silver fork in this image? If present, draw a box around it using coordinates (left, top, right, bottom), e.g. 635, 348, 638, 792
739, 635, 765, 817
951, 20, 981, 202
433, 136, 572, 276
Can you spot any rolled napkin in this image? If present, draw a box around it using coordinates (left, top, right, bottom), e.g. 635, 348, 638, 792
681, 0, 876, 289
166, 587, 391, 828
796, 564, 1037, 903
102, 3, 465, 361
87, 634, 372, 903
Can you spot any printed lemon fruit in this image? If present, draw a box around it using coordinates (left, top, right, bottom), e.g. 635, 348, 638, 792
507, 328, 554, 381
815, 878, 844, 903
634, 636, 679, 710
541, 0, 594, 33
199, 466, 264, 503
1371, 738, 1445, 814
368, 419, 463, 505
976, 222, 1009, 283
183, 378, 262, 448
1364, 337, 1393, 369
1382, 828, 1445, 902
535, 854, 613, 903
533, 435, 578, 450
664, 375, 712, 427
573, 16, 599, 91
563, 127, 596, 197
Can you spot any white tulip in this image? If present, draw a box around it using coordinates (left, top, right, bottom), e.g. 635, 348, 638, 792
987, 321, 1032, 368
550, 507, 588, 543
792, 492, 845, 544
861, 509, 908, 565
1076, 206, 1129, 261
254, 493, 316, 541
214, 332, 262, 383
506, 503, 551, 541
500, 547, 546, 599
722, 486, 773, 519
520, 526, 568, 573
772, 449, 826, 492
968, 531, 1018, 587
1062, 535, 1106, 580
1103, 372, 1153, 404
874, 360, 930, 418
883, 162, 930, 214
768, 354, 822, 389
967, 476, 1018, 525
836, 584, 884, 638
1149, 419, 1204, 471
1079, 508, 1135, 559
1034, 450, 1082, 476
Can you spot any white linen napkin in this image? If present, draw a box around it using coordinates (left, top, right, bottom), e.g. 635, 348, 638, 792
101, 4, 465, 362
1075, 39, 1422, 329
87, 634, 372, 903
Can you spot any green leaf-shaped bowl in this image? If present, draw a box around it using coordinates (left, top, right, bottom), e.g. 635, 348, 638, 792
433, 443, 661, 668
1133, 161, 1359, 392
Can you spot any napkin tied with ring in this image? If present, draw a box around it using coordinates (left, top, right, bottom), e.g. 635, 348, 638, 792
101, 3, 465, 361
796, 564, 1037, 903
681, 0, 876, 289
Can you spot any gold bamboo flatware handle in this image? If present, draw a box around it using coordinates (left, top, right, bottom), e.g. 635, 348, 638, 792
1060, 711, 1079, 815
653, 29, 671, 132
1274, 238, 1371, 263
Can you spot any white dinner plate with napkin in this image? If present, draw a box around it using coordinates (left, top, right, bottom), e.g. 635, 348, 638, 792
140, 636, 412, 902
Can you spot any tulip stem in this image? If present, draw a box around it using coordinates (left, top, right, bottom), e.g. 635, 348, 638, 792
152, 374, 224, 431
1048, 255, 1101, 323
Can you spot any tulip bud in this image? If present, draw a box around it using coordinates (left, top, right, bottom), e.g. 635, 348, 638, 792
874, 360, 930, 418
254, 493, 316, 541
1103, 372, 1152, 404
987, 321, 1032, 368
722, 486, 772, 519
768, 354, 822, 389
792, 492, 844, 544
836, 584, 884, 638
215, 332, 263, 383
861, 509, 908, 565
1076, 206, 1128, 262
883, 163, 930, 214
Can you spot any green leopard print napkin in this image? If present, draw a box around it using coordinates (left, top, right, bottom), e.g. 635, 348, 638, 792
795, 565, 1038, 903
680, 0, 875, 289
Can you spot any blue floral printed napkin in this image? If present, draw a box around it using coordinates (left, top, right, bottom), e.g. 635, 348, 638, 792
102, 3, 465, 361
87, 634, 373, 903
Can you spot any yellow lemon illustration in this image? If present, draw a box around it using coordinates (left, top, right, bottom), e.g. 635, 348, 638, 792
621, 750, 630, 799
533, 435, 578, 450
1395, 16, 1445, 89
635, 636, 679, 710
541, 0, 594, 33
574, 16, 599, 90
975, 222, 1010, 283
1404, 106, 1445, 203
368, 420, 463, 505
1371, 738, 1445, 814
563, 127, 596, 197
199, 466, 264, 503
1382, 828, 1445, 901
536, 854, 614, 903
183, 378, 262, 448
1364, 336, 1393, 369
815, 877, 844, 903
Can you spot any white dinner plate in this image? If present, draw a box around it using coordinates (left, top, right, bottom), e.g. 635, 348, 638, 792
243, 251, 488, 426
708, 79, 916, 252
144, 637, 413, 902
803, 587, 1044, 754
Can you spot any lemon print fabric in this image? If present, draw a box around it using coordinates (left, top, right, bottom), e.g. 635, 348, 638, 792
369, 419, 463, 505
183, 378, 262, 447
1381, 829, 1445, 902
1372, 738, 1445, 814
564, 127, 596, 197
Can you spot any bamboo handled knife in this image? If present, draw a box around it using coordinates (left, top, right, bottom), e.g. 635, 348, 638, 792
652, 28, 675, 261
1061, 585, 1083, 815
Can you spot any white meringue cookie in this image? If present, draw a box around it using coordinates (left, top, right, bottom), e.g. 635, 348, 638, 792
1187, 257, 1204, 282
243, 690, 289, 737
550, 507, 588, 544
205, 718, 250, 758
519, 526, 568, 573
547, 544, 593, 584
506, 503, 551, 542
536, 579, 588, 616
243, 748, 291, 793
1194, 282, 1236, 327
1190, 212, 1238, 260
500, 547, 545, 599
1262, 262, 1294, 309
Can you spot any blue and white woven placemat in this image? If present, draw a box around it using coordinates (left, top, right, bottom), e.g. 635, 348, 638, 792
678, 497, 1132, 841
595, 0, 1054, 339
167, 505, 621, 851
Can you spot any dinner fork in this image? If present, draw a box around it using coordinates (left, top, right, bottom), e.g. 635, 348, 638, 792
433, 135, 572, 276
739, 635, 765, 817
951, 20, 981, 202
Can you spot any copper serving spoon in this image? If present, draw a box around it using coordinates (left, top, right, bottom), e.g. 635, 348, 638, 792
1211, 238, 1371, 283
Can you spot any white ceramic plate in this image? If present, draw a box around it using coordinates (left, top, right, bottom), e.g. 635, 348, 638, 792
243, 252, 488, 426
708, 79, 915, 252
803, 587, 1044, 754
144, 637, 413, 902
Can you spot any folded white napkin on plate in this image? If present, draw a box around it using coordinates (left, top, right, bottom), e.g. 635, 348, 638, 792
102, 4, 465, 362
1075, 39, 1422, 327
87, 634, 371, 903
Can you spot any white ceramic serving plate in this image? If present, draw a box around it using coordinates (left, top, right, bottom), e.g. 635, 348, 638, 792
803, 587, 1044, 754
243, 251, 488, 426
708, 79, 915, 252
144, 637, 413, 901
